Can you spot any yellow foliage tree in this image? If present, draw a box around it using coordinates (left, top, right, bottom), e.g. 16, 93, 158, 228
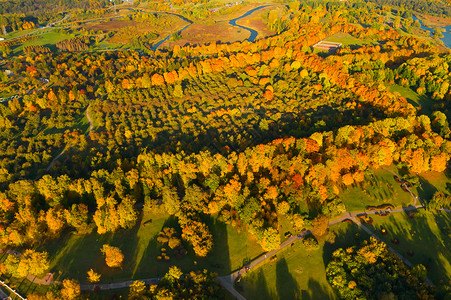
87, 269, 101, 283
61, 279, 81, 300
101, 244, 124, 268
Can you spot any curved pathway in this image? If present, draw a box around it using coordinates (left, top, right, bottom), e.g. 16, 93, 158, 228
383, 167, 420, 205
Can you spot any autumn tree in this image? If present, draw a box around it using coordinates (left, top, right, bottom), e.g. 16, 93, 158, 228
16, 250, 50, 277
157, 227, 181, 249
129, 280, 148, 300
87, 269, 101, 283
101, 244, 124, 268
261, 227, 280, 251
181, 220, 213, 257
312, 214, 329, 238
60, 279, 81, 300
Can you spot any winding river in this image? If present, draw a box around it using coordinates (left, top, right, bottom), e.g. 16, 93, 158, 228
412, 15, 451, 48
151, 5, 271, 50
228, 5, 271, 43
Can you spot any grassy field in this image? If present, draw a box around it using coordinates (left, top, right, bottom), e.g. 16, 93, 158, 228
388, 84, 433, 115
339, 167, 413, 212
13, 30, 76, 54
1, 28, 38, 39
325, 32, 375, 48
237, 222, 369, 300
365, 210, 451, 285
42, 207, 264, 283
415, 170, 451, 201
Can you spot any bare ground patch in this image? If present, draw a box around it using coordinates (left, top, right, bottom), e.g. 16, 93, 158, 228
163, 22, 249, 48
84, 19, 139, 32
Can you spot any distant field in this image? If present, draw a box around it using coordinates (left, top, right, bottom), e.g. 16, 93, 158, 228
1, 28, 37, 39
43, 208, 264, 283
238, 222, 368, 300
325, 32, 375, 48
164, 3, 276, 48
365, 210, 451, 285
339, 167, 413, 212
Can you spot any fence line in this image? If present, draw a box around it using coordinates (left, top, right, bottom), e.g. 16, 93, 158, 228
0, 279, 26, 300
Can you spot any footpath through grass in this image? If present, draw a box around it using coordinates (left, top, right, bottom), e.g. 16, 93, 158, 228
365, 209, 451, 286
237, 222, 368, 300
43, 207, 263, 283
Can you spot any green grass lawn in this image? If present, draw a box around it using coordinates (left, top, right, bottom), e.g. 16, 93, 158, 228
13, 30, 76, 54
1, 28, 38, 39
339, 167, 413, 212
388, 84, 433, 115
415, 170, 451, 201
42, 207, 263, 284
365, 210, 451, 285
237, 222, 369, 300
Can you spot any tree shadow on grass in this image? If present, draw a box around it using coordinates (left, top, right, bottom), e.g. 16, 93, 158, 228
417, 176, 438, 202
322, 222, 367, 263
203, 216, 232, 275
301, 278, 336, 300
366, 211, 451, 285
237, 269, 274, 300
45, 214, 144, 283
276, 258, 299, 300
132, 214, 178, 279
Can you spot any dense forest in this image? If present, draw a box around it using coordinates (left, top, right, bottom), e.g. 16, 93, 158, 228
0, 0, 108, 15
327, 238, 434, 299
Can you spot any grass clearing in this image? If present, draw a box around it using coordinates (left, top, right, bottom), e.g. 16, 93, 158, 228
415, 170, 451, 201
365, 210, 451, 285
42, 207, 263, 283
339, 167, 413, 212
325, 32, 375, 48
388, 84, 433, 115
237, 222, 369, 300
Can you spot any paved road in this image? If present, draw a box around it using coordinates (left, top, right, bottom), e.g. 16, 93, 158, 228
0, 287, 8, 300
80, 278, 160, 291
